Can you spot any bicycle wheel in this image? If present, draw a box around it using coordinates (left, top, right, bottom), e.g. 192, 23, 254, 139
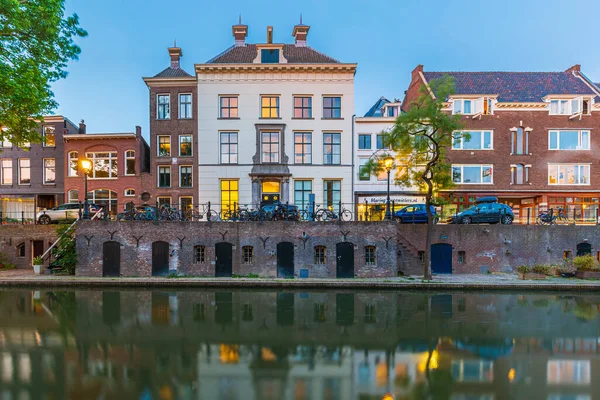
556, 216, 569, 225
340, 210, 352, 221
207, 210, 220, 222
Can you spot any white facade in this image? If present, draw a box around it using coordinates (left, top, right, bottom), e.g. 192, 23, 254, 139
195, 35, 356, 214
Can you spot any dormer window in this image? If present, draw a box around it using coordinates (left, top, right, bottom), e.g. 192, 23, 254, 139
453, 99, 473, 115
549, 98, 590, 115
385, 106, 398, 117
453, 98, 494, 115
261, 49, 279, 64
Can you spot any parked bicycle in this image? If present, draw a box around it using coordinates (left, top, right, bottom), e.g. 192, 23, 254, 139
301, 205, 353, 222
537, 207, 569, 225
186, 204, 220, 222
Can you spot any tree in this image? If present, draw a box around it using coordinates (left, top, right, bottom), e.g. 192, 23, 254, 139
373, 75, 464, 279
0, 0, 87, 146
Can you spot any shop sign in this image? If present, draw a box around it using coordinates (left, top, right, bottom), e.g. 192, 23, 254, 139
358, 195, 426, 205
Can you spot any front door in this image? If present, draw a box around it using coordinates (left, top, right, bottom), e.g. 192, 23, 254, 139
102, 241, 121, 277
336, 242, 354, 278
577, 242, 592, 257
277, 242, 294, 278
215, 242, 233, 277
152, 241, 169, 276
32, 240, 44, 259
431, 243, 452, 274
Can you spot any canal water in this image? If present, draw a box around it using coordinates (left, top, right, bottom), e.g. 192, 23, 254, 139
0, 289, 599, 400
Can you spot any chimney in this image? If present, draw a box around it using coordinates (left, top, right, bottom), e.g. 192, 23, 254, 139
411, 64, 424, 81
135, 126, 141, 137
292, 16, 310, 47
267, 26, 273, 44
79, 119, 86, 134
168, 45, 182, 68
232, 16, 248, 47
565, 64, 581, 73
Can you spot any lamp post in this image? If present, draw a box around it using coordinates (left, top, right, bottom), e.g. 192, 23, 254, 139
80, 158, 92, 220
384, 156, 394, 220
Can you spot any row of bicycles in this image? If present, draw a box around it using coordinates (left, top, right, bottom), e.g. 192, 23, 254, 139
536, 207, 572, 225
116, 202, 354, 222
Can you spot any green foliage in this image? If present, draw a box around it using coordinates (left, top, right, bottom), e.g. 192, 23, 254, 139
517, 265, 531, 274
532, 265, 550, 275
32, 255, 43, 265
573, 255, 599, 272
0, 252, 15, 270
52, 225, 76, 274
232, 273, 260, 278
0, 0, 87, 146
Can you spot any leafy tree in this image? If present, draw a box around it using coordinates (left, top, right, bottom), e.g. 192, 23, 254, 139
0, 0, 87, 146
52, 224, 77, 274
369, 76, 463, 279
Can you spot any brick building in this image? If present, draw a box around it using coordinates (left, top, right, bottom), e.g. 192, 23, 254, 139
143, 46, 198, 211
402, 64, 600, 223
63, 124, 151, 216
0, 116, 80, 223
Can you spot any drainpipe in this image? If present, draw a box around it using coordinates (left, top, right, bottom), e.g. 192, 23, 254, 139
351, 114, 356, 218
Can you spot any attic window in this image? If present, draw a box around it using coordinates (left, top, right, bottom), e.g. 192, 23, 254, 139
453, 99, 474, 115
261, 49, 279, 64
549, 98, 588, 115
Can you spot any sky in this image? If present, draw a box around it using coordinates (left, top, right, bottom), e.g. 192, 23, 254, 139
54, 0, 600, 138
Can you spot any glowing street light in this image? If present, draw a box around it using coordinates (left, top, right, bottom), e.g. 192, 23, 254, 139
80, 158, 93, 220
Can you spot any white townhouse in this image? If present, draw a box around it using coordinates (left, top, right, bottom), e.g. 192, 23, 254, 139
195, 21, 356, 215
353, 97, 424, 220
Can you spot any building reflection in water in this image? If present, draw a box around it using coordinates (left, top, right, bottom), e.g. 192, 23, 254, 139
0, 290, 599, 399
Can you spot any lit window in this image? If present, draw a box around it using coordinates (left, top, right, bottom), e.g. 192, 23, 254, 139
261, 96, 280, 118
157, 94, 170, 119
18, 158, 30, 184
294, 132, 312, 164
178, 94, 192, 119
452, 131, 493, 150
294, 96, 312, 118
548, 164, 590, 185
125, 150, 135, 175
549, 130, 590, 150
179, 165, 193, 188
0, 159, 12, 185
124, 188, 135, 197
179, 135, 192, 157
158, 166, 171, 187
242, 246, 254, 264
314, 246, 326, 264
220, 180, 238, 215
365, 246, 376, 265
157, 136, 171, 157
68, 151, 78, 177
219, 96, 238, 118
452, 165, 493, 184
194, 245, 205, 264
43, 158, 55, 184
43, 126, 56, 147
220, 132, 238, 164
323, 96, 341, 119
85, 152, 117, 179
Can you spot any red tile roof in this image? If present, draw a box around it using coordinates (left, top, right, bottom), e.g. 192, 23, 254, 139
207, 44, 339, 64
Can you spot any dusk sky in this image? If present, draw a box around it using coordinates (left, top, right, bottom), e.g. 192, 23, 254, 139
55, 0, 600, 138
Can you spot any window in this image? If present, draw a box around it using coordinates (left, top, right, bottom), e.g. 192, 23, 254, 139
548, 164, 590, 185
359, 159, 370, 181
242, 246, 254, 264
483, 98, 493, 115
220, 180, 238, 214
547, 360, 590, 384
261, 96, 280, 118
458, 251, 465, 263
157, 94, 170, 119
387, 106, 396, 117
314, 246, 326, 264
68, 189, 78, 203
219, 96, 238, 118
323, 180, 341, 208
18, 159, 30, 184
157, 197, 171, 207
1, 159, 12, 185
451, 360, 494, 383
358, 134, 371, 150
16, 243, 25, 258
178, 94, 192, 119
512, 128, 529, 155
43, 126, 55, 147
323, 96, 341, 119
314, 303, 326, 322
158, 166, 171, 187
453, 99, 474, 115
180, 196, 193, 211
67, 151, 78, 177
452, 165, 493, 184
452, 131, 493, 150
261, 49, 279, 63
511, 164, 528, 185
261, 132, 279, 163
194, 246, 206, 264
376, 134, 389, 150
157, 136, 171, 157
294, 132, 312, 164
43, 159, 55, 184
549, 130, 590, 150
87, 189, 118, 212
220, 132, 238, 164
323, 133, 341, 165
176, 135, 192, 157
549, 99, 585, 115
365, 246, 376, 265
124, 188, 135, 197
294, 97, 312, 118
86, 152, 118, 179
294, 180, 312, 210
125, 150, 135, 175
179, 166, 193, 188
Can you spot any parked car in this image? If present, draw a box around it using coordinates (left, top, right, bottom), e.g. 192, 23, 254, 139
446, 197, 514, 224
394, 204, 438, 224
37, 203, 102, 224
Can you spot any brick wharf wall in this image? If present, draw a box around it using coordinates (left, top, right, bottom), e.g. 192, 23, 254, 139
398, 224, 600, 275
0, 225, 58, 269
75, 221, 398, 278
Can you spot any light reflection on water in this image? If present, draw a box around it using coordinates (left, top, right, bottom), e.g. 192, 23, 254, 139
0, 290, 599, 400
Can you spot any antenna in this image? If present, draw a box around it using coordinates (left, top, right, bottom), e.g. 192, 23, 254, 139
174, 39, 177, 47
300, 13, 303, 25
239, 14, 242, 24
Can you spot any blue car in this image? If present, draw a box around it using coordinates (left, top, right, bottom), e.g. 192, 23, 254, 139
394, 204, 438, 224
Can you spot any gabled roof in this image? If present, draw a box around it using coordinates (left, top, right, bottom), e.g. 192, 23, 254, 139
423, 71, 596, 102
153, 67, 192, 78
207, 44, 340, 64
364, 97, 391, 117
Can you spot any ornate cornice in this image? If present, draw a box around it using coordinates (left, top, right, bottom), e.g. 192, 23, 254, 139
195, 63, 357, 74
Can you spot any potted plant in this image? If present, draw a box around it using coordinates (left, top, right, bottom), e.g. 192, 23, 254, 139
557, 262, 576, 278
32, 256, 44, 275
573, 255, 600, 279
517, 265, 546, 280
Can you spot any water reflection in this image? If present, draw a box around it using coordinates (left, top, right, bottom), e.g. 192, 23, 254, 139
0, 290, 599, 399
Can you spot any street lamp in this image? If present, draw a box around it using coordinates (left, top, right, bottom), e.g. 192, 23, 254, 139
80, 158, 92, 220
383, 156, 394, 220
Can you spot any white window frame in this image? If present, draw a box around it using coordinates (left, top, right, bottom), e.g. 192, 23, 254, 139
157, 94, 170, 120
178, 93, 192, 119
452, 131, 493, 150
43, 158, 56, 184
157, 135, 171, 157
179, 135, 193, 157
548, 130, 590, 151
85, 152, 118, 179
124, 188, 136, 197
68, 151, 78, 177
452, 99, 476, 115
67, 189, 79, 203
452, 164, 494, 185
548, 164, 591, 186
125, 150, 136, 176
549, 98, 586, 115
0, 159, 12, 185
179, 165, 193, 188
157, 166, 171, 188
18, 158, 30, 185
